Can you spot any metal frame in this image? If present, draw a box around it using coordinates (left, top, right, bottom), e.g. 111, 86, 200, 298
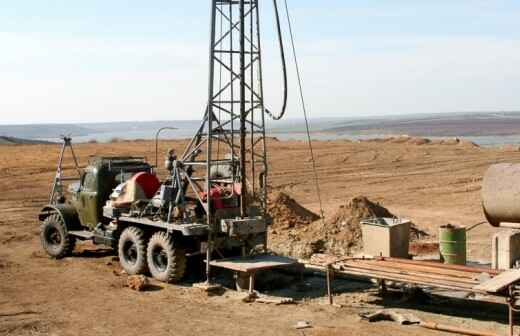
176, 0, 268, 281
49, 136, 81, 204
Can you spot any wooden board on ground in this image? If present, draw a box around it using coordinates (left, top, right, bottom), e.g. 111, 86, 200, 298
208, 255, 299, 273
473, 269, 520, 293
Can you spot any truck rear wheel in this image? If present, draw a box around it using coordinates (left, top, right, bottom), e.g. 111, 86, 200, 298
118, 226, 147, 275
40, 214, 75, 259
147, 232, 186, 283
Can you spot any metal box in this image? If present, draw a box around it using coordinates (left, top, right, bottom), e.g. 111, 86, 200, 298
220, 217, 266, 236
103, 206, 121, 219
492, 230, 520, 270
361, 217, 411, 258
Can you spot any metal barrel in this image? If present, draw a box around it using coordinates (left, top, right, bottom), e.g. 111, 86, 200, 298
439, 225, 467, 265
481, 163, 520, 228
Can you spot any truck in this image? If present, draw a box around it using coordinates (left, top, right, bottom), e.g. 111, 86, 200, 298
38, 0, 294, 286
39, 143, 267, 283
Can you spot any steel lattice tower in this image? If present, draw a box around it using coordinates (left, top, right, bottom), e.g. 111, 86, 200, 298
179, 0, 268, 275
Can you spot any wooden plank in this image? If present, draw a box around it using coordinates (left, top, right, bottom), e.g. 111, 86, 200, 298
473, 269, 520, 293
340, 261, 479, 285
208, 255, 298, 273
333, 267, 480, 293
352, 259, 486, 280
338, 265, 478, 291
382, 257, 500, 275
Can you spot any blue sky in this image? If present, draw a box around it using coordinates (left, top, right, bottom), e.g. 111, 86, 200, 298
1, 1, 520, 124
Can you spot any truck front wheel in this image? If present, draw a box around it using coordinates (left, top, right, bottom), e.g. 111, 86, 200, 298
147, 232, 186, 283
40, 214, 75, 259
118, 226, 147, 275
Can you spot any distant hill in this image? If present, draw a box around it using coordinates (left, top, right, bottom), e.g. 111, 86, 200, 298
322, 111, 520, 137
0, 136, 55, 145
0, 124, 94, 139
0, 121, 179, 140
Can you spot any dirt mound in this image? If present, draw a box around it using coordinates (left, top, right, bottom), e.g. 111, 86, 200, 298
268, 192, 320, 229
127, 275, 149, 291
502, 144, 520, 151
270, 196, 395, 258
430, 138, 480, 148
318, 196, 395, 254
362, 135, 431, 146
269, 196, 430, 258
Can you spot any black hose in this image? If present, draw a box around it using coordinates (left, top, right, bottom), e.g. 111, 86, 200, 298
265, 0, 288, 120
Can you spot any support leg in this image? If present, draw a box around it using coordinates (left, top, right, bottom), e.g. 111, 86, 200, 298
326, 265, 333, 305
249, 272, 255, 294
509, 285, 515, 336
378, 279, 387, 296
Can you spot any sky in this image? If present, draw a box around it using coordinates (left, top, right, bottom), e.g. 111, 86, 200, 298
1, 0, 520, 125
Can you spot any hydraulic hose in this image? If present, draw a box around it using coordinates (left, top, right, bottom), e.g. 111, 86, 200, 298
265, 0, 288, 120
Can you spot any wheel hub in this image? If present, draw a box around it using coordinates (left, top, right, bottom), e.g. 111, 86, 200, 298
152, 246, 168, 272
123, 241, 138, 265
46, 227, 62, 246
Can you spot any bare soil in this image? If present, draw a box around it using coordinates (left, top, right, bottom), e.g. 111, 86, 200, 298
1, 138, 518, 335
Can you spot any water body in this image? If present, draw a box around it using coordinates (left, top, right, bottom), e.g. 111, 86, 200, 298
37, 125, 520, 148
3, 112, 520, 147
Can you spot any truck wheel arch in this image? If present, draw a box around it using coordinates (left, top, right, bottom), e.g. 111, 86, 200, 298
38, 204, 81, 230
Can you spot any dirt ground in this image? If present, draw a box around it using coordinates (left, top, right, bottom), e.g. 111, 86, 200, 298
1, 138, 519, 336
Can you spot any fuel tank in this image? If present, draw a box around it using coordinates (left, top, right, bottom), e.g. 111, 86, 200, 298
482, 163, 520, 228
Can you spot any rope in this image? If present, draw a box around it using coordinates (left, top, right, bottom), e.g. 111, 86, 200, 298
282, 0, 325, 222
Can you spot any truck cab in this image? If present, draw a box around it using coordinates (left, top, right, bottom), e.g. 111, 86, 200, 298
69, 156, 153, 230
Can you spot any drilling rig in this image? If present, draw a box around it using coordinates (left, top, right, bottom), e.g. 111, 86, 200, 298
38, 0, 298, 286
183, 0, 289, 281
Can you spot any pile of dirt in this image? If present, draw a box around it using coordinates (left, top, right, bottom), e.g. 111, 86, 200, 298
359, 136, 480, 148
269, 196, 393, 258
269, 196, 429, 258
431, 137, 480, 148
127, 275, 149, 291
502, 144, 520, 151
361, 135, 431, 146
268, 192, 320, 229
315, 196, 395, 255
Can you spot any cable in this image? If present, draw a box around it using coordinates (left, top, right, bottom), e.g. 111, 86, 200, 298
465, 221, 486, 232
265, 0, 288, 120
282, 0, 325, 221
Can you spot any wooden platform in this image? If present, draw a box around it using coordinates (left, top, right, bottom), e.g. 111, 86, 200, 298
474, 269, 520, 293
316, 256, 520, 333
313, 257, 508, 298
208, 255, 301, 294
208, 255, 299, 273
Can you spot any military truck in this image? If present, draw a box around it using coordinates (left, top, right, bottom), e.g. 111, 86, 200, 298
38, 140, 267, 283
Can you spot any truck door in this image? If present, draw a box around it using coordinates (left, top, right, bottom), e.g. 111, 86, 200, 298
77, 169, 99, 230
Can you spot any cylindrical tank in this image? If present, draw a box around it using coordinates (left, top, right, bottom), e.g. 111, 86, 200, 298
439, 225, 467, 265
481, 163, 520, 228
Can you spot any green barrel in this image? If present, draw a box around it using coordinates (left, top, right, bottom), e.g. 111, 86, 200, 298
439, 225, 467, 265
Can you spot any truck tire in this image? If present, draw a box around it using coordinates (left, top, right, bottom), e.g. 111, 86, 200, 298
147, 232, 186, 283
118, 226, 147, 275
40, 214, 76, 259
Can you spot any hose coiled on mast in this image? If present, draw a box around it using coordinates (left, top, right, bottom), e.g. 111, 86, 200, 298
265, 0, 288, 120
